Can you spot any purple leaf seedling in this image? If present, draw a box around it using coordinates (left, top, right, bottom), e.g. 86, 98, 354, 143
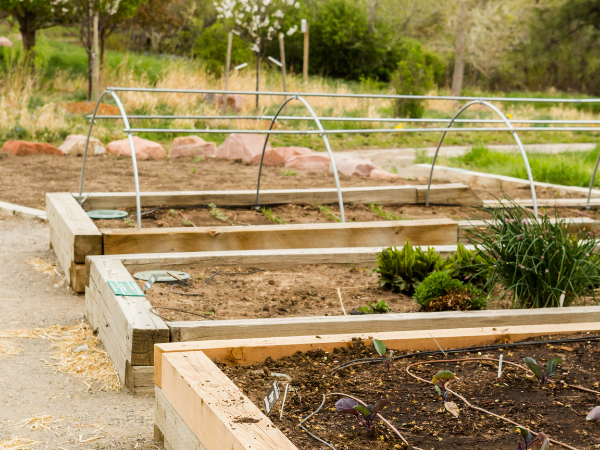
523, 357, 563, 385
335, 398, 391, 431
514, 426, 550, 450
431, 370, 455, 403
373, 339, 395, 370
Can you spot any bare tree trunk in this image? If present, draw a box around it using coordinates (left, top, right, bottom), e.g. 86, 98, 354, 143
451, 0, 468, 99
100, 27, 107, 89
16, 14, 36, 75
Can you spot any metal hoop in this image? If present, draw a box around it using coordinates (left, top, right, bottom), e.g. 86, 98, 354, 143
78, 89, 142, 228
425, 100, 538, 218
254, 95, 346, 223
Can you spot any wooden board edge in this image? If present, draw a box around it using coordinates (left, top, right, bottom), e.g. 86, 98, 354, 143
154, 322, 600, 388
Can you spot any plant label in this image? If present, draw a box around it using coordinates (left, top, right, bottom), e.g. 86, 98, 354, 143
263, 380, 281, 415
107, 281, 145, 297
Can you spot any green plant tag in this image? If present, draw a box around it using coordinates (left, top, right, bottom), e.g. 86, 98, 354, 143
107, 281, 145, 297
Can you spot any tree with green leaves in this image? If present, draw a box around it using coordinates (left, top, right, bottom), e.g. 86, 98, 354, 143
0, 0, 69, 64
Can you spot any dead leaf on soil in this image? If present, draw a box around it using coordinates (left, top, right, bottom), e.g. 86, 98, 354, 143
445, 401, 460, 418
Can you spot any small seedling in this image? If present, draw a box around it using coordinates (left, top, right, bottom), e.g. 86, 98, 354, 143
261, 207, 285, 225
514, 426, 550, 450
372, 339, 394, 369
169, 209, 177, 216
190, 168, 196, 174
182, 219, 193, 227
280, 168, 296, 176
369, 203, 400, 221
523, 356, 563, 385
314, 203, 340, 222
208, 203, 230, 223
432, 370, 455, 403
358, 300, 392, 314
193, 156, 204, 162
335, 398, 390, 431
123, 217, 135, 228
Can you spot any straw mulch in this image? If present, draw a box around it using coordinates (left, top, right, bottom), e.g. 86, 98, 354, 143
16, 415, 63, 431
0, 437, 41, 450
0, 322, 120, 391
0, 339, 21, 357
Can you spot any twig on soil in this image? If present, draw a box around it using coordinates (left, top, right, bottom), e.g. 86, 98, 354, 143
428, 333, 446, 356
405, 358, 580, 450
336, 288, 347, 316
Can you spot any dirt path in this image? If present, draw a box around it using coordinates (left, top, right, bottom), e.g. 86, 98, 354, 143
0, 216, 161, 449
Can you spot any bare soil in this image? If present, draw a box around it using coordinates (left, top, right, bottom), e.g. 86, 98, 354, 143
142, 264, 510, 322
224, 334, 600, 450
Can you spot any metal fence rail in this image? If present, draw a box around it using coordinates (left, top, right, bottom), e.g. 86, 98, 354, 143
79, 87, 600, 227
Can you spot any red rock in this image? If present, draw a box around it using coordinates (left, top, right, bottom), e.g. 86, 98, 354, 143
221, 94, 246, 112
1, 140, 64, 156
263, 146, 312, 166
106, 136, 166, 160
370, 169, 399, 179
285, 154, 331, 171
168, 136, 217, 159
216, 134, 271, 164
330, 155, 378, 177
59, 134, 105, 156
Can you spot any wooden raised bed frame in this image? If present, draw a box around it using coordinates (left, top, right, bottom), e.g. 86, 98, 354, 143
153, 323, 600, 450
86, 247, 600, 394
48, 184, 481, 292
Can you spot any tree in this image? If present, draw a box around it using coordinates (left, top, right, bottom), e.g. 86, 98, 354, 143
0, 0, 69, 66
213, 0, 300, 112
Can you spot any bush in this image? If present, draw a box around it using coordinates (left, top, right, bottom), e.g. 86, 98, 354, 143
390, 40, 435, 118
195, 23, 254, 78
445, 243, 490, 288
376, 240, 448, 293
466, 198, 600, 308
413, 271, 486, 311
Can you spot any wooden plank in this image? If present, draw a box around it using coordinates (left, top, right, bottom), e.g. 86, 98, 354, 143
416, 184, 482, 206
87, 246, 465, 286
156, 386, 207, 450
47, 192, 101, 292
162, 351, 297, 450
87, 257, 169, 367
102, 219, 458, 255
0, 201, 47, 221
155, 322, 600, 388
125, 363, 155, 395
167, 305, 600, 343
485, 198, 600, 209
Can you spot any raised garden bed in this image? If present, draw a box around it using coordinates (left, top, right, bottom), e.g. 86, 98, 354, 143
86, 248, 600, 394
48, 184, 481, 293
153, 324, 600, 450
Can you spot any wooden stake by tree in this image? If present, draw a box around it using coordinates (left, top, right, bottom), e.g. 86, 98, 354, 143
451, 0, 468, 100
302, 19, 309, 83
279, 32, 288, 114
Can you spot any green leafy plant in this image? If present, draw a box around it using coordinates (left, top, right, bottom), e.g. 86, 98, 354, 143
314, 203, 340, 223
123, 216, 135, 228
369, 203, 401, 221
431, 370, 455, 403
182, 219, 193, 227
514, 426, 550, 450
376, 240, 448, 293
466, 197, 600, 308
357, 300, 392, 314
193, 156, 204, 162
335, 397, 391, 431
208, 203, 230, 223
523, 357, 563, 385
372, 339, 394, 370
445, 243, 490, 288
280, 168, 296, 176
413, 270, 486, 311
261, 207, 286, 225
169, 209, 177, 216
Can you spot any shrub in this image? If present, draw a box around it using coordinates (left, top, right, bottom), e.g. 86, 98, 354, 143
445, 243, 490, 288
195, 23, 254, 78
390, 40, 435, 118
466, 198, 600, 308
413, 271, 486, 311
376, 240, 448, 293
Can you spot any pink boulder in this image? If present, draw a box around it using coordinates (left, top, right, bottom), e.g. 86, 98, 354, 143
263, 146, 312, 166
330, 155, 378, 177
220, 94, 246, 112
1, 140, 64, 156
216, 134, 271, 164
0, 37, 13, 47
370, 169, 399, 179
59, 134, 105, 156
285, 154, 331, 172
168, 136, 217, 159
106, 136, 166, 160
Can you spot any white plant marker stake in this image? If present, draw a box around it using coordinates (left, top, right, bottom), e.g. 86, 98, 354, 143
498, 353, 503, 378
279, 383, 290, 420
337, 288, 347, 316
559, 292, 565, 307
428, 333, 447, 357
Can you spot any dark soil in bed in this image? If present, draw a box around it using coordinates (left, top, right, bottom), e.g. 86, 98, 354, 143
142, 264, 512, 322
222, 333, 600, 449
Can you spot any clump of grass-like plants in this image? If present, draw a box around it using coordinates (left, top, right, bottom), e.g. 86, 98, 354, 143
466, 198, 600, 308
261, 207, 285, 225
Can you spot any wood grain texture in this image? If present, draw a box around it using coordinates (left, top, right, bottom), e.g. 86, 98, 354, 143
156, 387, 207, 450
416, 184, 482, 206
162, 351, 297, 450
102, 219, 458, 255
125, 363, 155, 395
155, 322, 600, 388
0, 200, 47, 220
167, 305, 600, 343
484, 198, 600, 209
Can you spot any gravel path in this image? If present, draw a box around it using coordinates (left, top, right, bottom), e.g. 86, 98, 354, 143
0, 216, 161, 449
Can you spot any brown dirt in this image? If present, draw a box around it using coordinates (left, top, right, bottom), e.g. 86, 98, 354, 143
143, 264, 415, 322
223, 333, 600, 450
